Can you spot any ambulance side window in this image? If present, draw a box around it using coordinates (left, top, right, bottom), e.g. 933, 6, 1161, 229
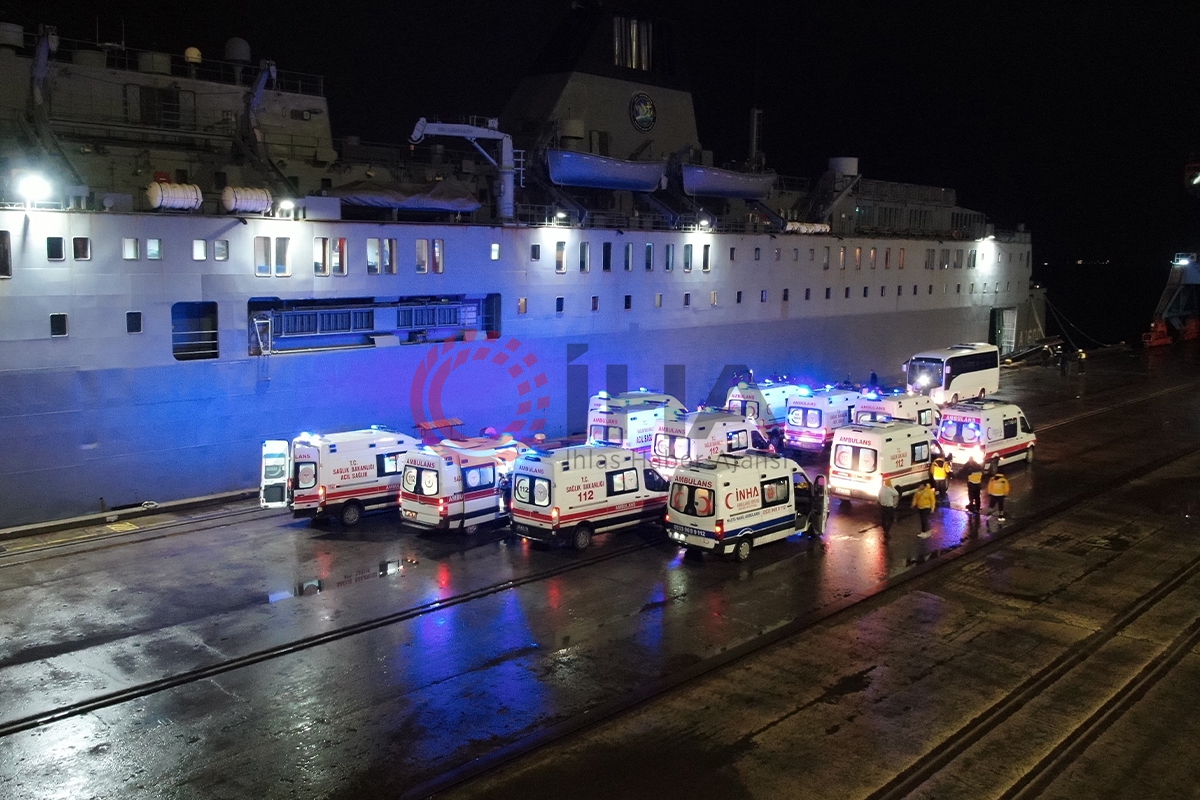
607, 468, 639, 496
911, 442, 930, 463
918, 409, 932, 426
295, 461, 317, 490
464, 465, 496, 490
1020, 416, 1034, 434
377, 452, 405, 476
1003, 418, 1018, 439
726, 430, 749, 451
751, 431, 769, 450
760, 476, 790, 508
644, 469, 670, 493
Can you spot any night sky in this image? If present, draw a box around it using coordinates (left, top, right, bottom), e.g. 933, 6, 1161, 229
7, 0, 1200, 343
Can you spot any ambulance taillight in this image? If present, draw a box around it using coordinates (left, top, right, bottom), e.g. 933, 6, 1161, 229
714, 520, 724, 540
438, 497, 447, 516
551, 506, 560, 526
318, 485, 326, 506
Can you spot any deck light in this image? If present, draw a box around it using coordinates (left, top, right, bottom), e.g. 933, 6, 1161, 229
18, 173, 51, 202
554, 209, 567, 220
279, 199, 295, 211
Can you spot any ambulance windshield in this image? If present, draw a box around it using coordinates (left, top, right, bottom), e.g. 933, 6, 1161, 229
908, 358, 944, 391
939, 419, 981, 444
670, 483, 714, 517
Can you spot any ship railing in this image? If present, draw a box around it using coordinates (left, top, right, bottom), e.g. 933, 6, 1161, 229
775, 175, 811, 193
28, 31, 324, 96
859, 178, 957, 207
513, 205, 783, 234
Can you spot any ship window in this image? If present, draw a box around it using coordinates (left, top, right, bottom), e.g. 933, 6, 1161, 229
703, 244, 710, 272
147, 238, 163, 260
683, 243, 692, 272
884, 247, 890, 268
192, 239, 207, 260
47, 237, 65, 261
314, 237, 330, 275
0, 230, 10, 277
602, 241, 612, 272
683, 292, 691, 306
823, 246, 830, 270
214, 239, 229, 261
736, 290, 743, 304
805, 288, 811, 300
274, 237, 290, 276
711, 290, 717, 305
968, 248, 977, 269
970, 283, 975, 294
839, 246, 846, 269
880, 286, 886, 297
954, 249, 964, 269
556, 296, 564, 313
71, 237, 90, 260
655, 292, 662, 308
809, 248, 815, 262
171, 301, 219, 360
899, 247, 906, 269
941, 248, 951, 269
925, 248, 935, 270
126, 311, 142, 334
49, 313, 67, 337
531, 243, 541, 261
122, 238, 139, 260
825, 288, 832, 299
591, 295, 599, 311
645, 243, 653, 271
491, 243, 501, 261
863, 286, 869, 298
383, 238, 396, 273
1007, 281, 1011, 292
416, 239, 430, 274
761, 290, 768, 302
665, 243, 674, 271
754, 247, 761, 261
431, 239, 444, 273
783, 288, 789, 301
367, 238, 381, 274
255, 237, 271, 276
913, 285, 918, 295
518, 297, 527, 314
729, 247, 736, 261
957, 284, 961, 293
793, 248, 799, 261
623, 242, 633, 271
332, 237, 348, 275
898, 285, 903, 296
845, 287, 850, 299
870, 247, 877, 269
854, 246, 861, 270
555, 241, 566, 273
775, 248, 781, 261
579, 241, 590, 273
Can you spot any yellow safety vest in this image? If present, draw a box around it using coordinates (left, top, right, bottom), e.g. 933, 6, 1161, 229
914, 487, 936, 510
988, 475, 1011, 496
967, 470, 983, 485
931, 460, 948, 480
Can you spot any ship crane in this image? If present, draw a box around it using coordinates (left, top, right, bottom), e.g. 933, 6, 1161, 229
410, 117, 514, 220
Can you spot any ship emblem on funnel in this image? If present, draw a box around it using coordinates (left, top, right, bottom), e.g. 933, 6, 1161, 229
629, 92, 656, 132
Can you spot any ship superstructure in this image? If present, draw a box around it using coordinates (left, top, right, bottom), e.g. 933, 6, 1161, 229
0, 9, 1042, 524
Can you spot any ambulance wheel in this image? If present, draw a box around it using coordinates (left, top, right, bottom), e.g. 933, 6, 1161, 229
339, 501, 363, 527
1025, 446, 1035, 464
733, 537, 752, 562
570, 525, 593, 551
463, 524, 480, 535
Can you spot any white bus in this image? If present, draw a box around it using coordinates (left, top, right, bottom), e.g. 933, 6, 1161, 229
904, 343, 1000, 405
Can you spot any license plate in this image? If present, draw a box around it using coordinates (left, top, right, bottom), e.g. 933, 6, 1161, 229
512, 523, 528, 533
403, 509, 417, 519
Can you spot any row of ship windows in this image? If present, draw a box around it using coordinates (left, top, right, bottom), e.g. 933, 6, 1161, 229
0, 231, 1025, 280
517, 280, 1021, 314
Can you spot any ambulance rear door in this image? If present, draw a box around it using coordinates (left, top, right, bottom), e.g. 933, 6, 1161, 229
260, 440, 291, 509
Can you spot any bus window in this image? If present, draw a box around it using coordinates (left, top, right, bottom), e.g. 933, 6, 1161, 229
908, 358, 945, 390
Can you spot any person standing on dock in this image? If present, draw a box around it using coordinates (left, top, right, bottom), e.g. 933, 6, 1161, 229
878, 481, 899, 540
931, 454, 950, 506
988, 471, 1011, 520
966, 464, 984, 514
913, 481, 937, 536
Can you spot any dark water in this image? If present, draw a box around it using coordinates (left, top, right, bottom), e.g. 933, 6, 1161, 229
1036, 256, 1172, 347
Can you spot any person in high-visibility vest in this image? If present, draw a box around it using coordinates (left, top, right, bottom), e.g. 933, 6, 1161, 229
966, 466, 984, 514
988, 471, 1011, 519
930, 454, 950, 506
913, 481, 937, 535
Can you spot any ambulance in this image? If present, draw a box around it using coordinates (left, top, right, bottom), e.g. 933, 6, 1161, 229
260, 427, 420, 526
937, 399, 1036, 472
587, 389, 686, 455
509, 445, 672, 550
827, 421, 941, 501
650, 409, 769, 478
399, 436, 528, 533
853, 391, 941, 435
724, 380, 808, 445
665, 451, 828, 562
783, 387, 859, 452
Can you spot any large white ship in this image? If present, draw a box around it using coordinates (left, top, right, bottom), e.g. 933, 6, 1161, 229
0, 7, 1041, 525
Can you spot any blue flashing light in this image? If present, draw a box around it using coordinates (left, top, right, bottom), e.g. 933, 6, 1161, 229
866, 392, 879, 400
798, 386, 812, 396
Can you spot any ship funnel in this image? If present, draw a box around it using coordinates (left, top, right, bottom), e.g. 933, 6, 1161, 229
0, 23, 24, 50
828, 157, 859, 176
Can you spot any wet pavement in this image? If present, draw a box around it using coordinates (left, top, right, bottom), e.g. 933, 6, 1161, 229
0, 346, 1198, 798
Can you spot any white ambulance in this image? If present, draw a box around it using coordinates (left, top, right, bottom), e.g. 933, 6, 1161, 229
853, 390, 941, 435
260, 427, 420, 526
509, 445, 672, 550
783, 387, 859, 452
724, 380, 808, 445
937, 399, 1036, 472
665, 452, 828, 561
399, 436, 528, 533
650, 409, 769, 478
587, 390, 686, 455
828, 421, 941, 501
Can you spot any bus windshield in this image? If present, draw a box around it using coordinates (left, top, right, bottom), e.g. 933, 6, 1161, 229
908, 358, 944, 390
